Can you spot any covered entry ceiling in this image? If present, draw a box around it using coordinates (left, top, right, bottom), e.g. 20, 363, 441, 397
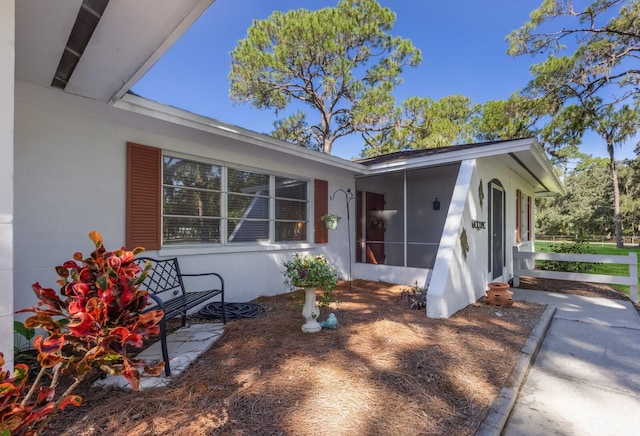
15, 0, 215, 103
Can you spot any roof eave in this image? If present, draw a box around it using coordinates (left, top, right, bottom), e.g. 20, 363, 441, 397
364, 138, 565, 196
114, 94, 370, 175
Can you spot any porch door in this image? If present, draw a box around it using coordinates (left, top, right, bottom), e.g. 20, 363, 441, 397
365, 192, 386, 264
490, 181, 505, 280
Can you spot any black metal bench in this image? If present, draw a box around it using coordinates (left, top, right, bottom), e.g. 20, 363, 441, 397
135, 257, 226, 376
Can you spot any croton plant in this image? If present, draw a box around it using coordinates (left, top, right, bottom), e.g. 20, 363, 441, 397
0, 231, 164, 435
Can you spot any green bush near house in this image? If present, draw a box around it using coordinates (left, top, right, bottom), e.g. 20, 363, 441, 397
536, 239, 595, 273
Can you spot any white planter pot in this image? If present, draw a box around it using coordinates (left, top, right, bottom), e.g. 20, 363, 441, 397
301, 287, 321, 333
323, 219, 339, 230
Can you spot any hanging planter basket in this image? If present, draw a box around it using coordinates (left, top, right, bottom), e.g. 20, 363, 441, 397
321, 214, 341, 230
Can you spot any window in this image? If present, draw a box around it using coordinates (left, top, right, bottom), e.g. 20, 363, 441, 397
162, 156, 222, 244
227, 168, 270, 242
275, 176, 308, 242
126, 143, 324, 248
161, 154, 308, 246
516, 189, 531, 243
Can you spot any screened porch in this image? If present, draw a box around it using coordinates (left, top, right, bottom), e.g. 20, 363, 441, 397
354, 163, 460, 270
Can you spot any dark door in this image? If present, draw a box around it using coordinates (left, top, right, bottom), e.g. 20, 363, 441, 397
491, 182, 505, 280
365, 192, 386, 264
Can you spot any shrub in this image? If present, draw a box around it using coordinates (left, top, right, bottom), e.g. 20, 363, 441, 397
537, 239, 596, 273
399, 281, 427, 310
1, 231, 163, 435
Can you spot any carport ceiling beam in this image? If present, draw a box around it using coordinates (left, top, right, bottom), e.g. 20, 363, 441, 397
51, 0, 110, 89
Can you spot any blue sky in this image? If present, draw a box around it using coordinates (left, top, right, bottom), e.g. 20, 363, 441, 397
132, 0, 637, 161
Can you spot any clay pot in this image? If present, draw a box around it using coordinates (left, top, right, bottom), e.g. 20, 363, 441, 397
485, 282, 514, 308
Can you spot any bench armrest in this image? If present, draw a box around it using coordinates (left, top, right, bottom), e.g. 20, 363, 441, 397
145, 292, 166, 312
180, 271, 224, 291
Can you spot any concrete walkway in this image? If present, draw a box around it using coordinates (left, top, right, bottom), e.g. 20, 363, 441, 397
501, 288, 640, 436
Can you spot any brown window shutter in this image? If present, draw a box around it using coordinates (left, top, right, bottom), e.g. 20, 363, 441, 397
527, 195, 532, 241
126, 142, 161, 250
515, 189, 522, 243
314, 179, 328, 244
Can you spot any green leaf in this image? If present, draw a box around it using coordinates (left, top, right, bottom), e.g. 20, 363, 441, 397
14, 320, 35, 341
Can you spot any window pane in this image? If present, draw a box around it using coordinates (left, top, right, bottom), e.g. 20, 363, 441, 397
275, 177, 307, 200
163, 187, 220, 216
276, 222, 307, 241
228, 168, 269, 194
228, 193, 269, 219
163, 217, 220, 244
276, 199, 306, 220
163, 157, 220, 190
228, 219, 269, 242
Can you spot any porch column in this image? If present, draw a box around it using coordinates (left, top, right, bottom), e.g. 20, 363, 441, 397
0, 0, 15, 371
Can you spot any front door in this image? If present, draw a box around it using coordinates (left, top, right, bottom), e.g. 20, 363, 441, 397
356, 191, 386, 264
490, 181, 505, 280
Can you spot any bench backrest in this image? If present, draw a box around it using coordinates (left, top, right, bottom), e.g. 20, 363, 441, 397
135, 257, 186, 298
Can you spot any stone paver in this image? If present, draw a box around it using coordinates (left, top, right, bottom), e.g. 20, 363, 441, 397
94, 323, 224, 390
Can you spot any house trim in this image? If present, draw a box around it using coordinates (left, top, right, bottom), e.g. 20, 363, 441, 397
114, 94, 369, 175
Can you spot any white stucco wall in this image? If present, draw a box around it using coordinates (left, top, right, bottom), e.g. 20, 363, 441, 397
0, 0, 15, 370
427, 157, 541, 318
13, 82, 358, 314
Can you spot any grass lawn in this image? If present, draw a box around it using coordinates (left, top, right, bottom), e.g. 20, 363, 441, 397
535, 241, 640, 296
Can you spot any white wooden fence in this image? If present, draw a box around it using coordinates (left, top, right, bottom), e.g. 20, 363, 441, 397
512, 246, 638, 303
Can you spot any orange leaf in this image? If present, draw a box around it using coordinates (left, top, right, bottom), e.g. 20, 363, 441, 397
58, 394, 83, 409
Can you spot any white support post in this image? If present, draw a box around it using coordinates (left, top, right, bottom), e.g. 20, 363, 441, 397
0, 0, 15, 372
512, 246, 520, 287
629, 252, 638, 303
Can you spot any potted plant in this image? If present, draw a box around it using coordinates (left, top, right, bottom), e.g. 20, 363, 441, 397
320, 214, 342, 230
283, 253, 339, 332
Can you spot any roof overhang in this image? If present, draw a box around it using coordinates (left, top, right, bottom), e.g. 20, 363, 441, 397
15, 0, 215, 103
115, 93, 370, 175
361, 138, 565, 196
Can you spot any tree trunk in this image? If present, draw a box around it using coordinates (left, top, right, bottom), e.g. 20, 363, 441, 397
608, 144, 623, 248
322, 136, 332, 154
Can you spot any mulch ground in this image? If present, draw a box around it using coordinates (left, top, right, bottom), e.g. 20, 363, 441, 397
37, 277, 637, 435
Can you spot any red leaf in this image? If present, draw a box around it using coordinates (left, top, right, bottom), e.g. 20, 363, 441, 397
138, 309, 164, 327
67, 312, 97, 336
85, 297, 106, 322
39, 354, 62, 368
68, 301, 83, 316
36, 387, 55, 404
78, 268, 93, 283
120, 359, 140, 391
58, 394, 82, 409
143, 360, 165, 377
71, 282, 91, 297
34, 335, 64, 355
62, 261, 80, 269
106, 255, 122, 271
24, 315, 62, 333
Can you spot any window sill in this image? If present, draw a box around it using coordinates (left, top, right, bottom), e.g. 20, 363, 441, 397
159, 242, 315, 257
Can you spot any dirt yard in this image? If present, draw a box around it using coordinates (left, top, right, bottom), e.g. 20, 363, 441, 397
40, 278, 634, 435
